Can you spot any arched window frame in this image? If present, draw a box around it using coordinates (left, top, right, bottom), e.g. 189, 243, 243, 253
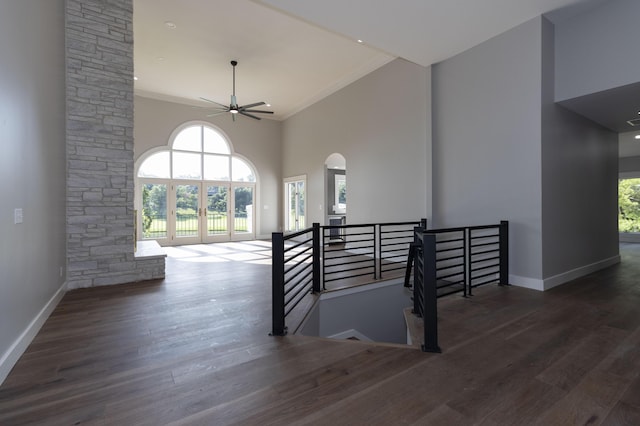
134, 121, 260, 244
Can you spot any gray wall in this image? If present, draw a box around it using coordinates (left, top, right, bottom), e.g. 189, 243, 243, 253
0, 0, 67, 380
620, 157, 640, 175
432, 17, 544, 283
301, 281, 413, 344
432, 16, 619, 289
554, 0, 640, 101
134, 96, 282, 237
541, 18, 619, 283
282, 58, 430, 225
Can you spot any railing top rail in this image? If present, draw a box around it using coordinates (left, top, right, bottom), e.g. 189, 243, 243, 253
468, 224, 502, 231
282, 226, 314, 241
420, 222, 503, 235
321, 223, 376, 230
378, 221, 423, 227
422, 227, 467, 234
322, 220, 419, 230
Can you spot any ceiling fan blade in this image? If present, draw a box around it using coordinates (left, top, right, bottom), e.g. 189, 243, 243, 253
242, 109, 274, 114
199, 97, 229, 109
239, 102, 266, 110
239, 111, 261, 120
206, 111, 228, 117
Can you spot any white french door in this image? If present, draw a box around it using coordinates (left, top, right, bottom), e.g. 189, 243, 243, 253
203, 183, 230, 242
284, 176, 306, 232
203, 182, 254, 242
139, 180, 255, 244
173, 181, 202, 245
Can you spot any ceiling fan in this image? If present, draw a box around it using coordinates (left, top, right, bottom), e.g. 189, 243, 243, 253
200, 60, 274, 121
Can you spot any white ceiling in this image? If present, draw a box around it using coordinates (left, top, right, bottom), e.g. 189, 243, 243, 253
133, 0, 394, 121
133, 0, 619, 123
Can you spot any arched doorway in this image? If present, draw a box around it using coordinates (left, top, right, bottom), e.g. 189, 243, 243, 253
135, 122, 257, 245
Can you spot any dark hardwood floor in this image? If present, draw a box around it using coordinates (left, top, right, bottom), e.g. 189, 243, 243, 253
1, 242, 640, 425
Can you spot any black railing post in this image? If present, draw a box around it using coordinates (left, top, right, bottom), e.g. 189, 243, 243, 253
421, 218, 427, 230
376, 224, 381, 279
373, 225, 378, 280
270, 231, 286, 336
465, 227, 471, 297
405, 225, 423, 288
499, 220, 509, 286
312, 223, 321, 293
321, 226, 327, 290
412, 229, 422, 313
422, 233, 441, 353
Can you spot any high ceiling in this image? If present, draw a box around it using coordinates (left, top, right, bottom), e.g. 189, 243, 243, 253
134, 0, 637, 145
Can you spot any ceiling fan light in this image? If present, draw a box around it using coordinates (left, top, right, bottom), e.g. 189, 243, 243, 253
230, 109, 238, 114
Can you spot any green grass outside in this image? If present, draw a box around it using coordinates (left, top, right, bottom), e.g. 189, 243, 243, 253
143, 214, 249, 238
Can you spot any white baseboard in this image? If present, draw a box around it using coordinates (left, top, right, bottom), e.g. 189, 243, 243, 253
509, 275, 544, 291
542, 255, 621, 291
510, 255, 621, 292
0, 282, 66, 385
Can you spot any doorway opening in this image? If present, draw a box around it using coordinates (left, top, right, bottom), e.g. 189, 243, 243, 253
325, 153, 347, 230
284, 175, 306, 232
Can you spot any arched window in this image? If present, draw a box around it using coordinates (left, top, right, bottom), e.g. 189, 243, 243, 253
136, 123, 257, 245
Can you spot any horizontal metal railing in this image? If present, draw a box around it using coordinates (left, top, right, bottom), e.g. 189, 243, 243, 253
271, 224, 320, 336
412, 221, 509, 352
322, 220, 424, 289
272, 220, 423, 335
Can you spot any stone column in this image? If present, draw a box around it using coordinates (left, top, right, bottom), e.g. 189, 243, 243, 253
66, 0, 163, 288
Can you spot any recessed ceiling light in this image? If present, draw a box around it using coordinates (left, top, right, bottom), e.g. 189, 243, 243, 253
165, 21, 176, 29
133, 76, 138, 81
266, 103, 271, 107
357, 39, 363, 43
635, 135, 640, 139
157, 57, 165, 61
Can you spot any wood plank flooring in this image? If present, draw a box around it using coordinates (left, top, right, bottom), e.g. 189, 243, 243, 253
1, 241, 640, 425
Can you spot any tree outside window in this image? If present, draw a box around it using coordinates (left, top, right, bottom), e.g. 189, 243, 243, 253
619, 178, 640, 233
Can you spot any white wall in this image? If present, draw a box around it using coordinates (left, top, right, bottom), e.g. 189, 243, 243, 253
282, 58, 430, 225
432, 18, 544, 283
134, 96, 282, 237
0, 0, 67, 383
554, 0, 640, 101
541, 18, 620, 287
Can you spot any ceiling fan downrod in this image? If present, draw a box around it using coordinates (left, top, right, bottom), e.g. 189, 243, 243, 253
230, 60, 238, 111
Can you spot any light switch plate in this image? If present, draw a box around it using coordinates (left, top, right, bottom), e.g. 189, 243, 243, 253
14, 208, 23, 224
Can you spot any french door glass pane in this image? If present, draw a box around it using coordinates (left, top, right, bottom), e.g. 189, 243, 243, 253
203, 127, 230, 154
287, 182, 297, 232
297, 181, 305, 229
172, 125, 202, 152
138, 152, 170, 178
173, 152, 202, 179
234, 186, 253, 233
141, 183, 167, 238
232, 157, 256, 182
175, 184, 199, 237
204, 155, 230, 181
207, 185, 228, 235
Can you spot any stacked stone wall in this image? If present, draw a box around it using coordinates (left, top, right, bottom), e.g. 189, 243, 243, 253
66, 0, 164, 288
